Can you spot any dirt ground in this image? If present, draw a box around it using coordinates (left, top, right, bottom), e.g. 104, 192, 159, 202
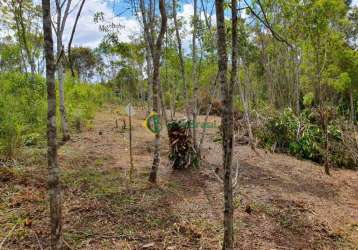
0, 105, 357, 249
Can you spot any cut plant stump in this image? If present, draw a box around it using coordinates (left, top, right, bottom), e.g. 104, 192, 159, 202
167, 119, 199, 169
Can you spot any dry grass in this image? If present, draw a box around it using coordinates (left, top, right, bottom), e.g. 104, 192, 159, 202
0, 105, 357, 249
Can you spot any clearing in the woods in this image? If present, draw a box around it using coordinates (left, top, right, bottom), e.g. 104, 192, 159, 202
1, 105, 357, 249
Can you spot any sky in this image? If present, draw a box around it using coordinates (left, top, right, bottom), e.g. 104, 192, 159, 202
62, 0, 198, 48
62, 0, 358, 49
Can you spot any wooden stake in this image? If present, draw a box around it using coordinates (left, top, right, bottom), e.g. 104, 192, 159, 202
128, 104, 134, 181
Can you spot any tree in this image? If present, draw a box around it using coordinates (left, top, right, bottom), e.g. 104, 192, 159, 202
54, 0, 86, 142
54, 0, 71, 142
192, 0, 199, 148
216, 0, 234, 248
172, 0, 189, 117
0, 39, 23, 72
41, 0, 62, 249
0, 0, 42, 76
70, 47, 98, 82
139, 0, 167, 183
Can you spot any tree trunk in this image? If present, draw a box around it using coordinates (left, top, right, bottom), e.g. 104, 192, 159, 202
145, 45, 153, 115
350, 86, 355, 123
216, 0, 234, 248
295, 49, 301, 115
192, 0, 199, 149
241, 62, 256, 151
57, 59, 70, 142
149, 51, 161, 182
172, 0, 189, 118
148, 0, 167, 183
42, 0, 62, 249
55, 0, 72, 142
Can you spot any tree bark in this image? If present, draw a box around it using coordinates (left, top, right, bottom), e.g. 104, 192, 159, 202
148, 0, 167, 183
172, 0, 189, 118
216, 0, 234, 248
55, 0, 72, 142
295, 49, 301, 115
192, 0, 199, 148
42, 0, 62, 249
350, 86, 355, 123
145, 44, 153, 115
240, 61, 256, 151
57, 48, 70, 142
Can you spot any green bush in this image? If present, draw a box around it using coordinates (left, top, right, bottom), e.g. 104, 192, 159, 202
257, 108, 357, 169
0, 72, 110, 159
257, 108, 299, 151
0, 73, 46, 158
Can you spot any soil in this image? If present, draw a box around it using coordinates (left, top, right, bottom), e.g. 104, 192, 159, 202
0, 105, 357, 249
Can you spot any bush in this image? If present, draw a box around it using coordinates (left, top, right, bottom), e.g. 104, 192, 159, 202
0, 73, 46, 158
256, 108, 357, 169
0, 72, 110, 159
257, 108, 299, 151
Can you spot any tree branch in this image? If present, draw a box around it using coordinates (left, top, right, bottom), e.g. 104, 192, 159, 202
242, 0, 293, 48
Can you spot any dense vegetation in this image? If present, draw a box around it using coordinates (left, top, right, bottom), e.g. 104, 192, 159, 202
0, 72, 110, 159
256, 108, 357, 168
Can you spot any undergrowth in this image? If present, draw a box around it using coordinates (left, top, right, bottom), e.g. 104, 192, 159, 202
256, 108, 358, 169
0, 72, 111, 159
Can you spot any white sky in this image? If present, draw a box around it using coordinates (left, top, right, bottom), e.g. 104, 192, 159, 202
62, 0, 199, 48
2, 0, 358, 49
63, 0, 358, 48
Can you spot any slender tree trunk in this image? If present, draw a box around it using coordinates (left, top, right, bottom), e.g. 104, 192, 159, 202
129, 104, 134, 181
159, 80, 169, 124
350, 86, 355, 123
216, 0, 234, 248
323, 112, 330, 175
172, 0, 189, 118
149, 51, 161, 182
42, 0, 62, 249
145, 45, 153, 115
295, 49, 301, 115
67, 0, 86, 77
55, 0, 72, 142
148, 0, 167, 183
57, 58, 70, 142
199, 72, 219, 154
192, 0, 199, 148
240, 61, 256, 151
324, 127, 330, 175
267, 55, 274, 106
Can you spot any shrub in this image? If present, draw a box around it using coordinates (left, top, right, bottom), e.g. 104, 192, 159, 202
256, 107, 357, 169
0, 72, 110, 159
257, 108, 299, 151
0, 73, 46, 158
